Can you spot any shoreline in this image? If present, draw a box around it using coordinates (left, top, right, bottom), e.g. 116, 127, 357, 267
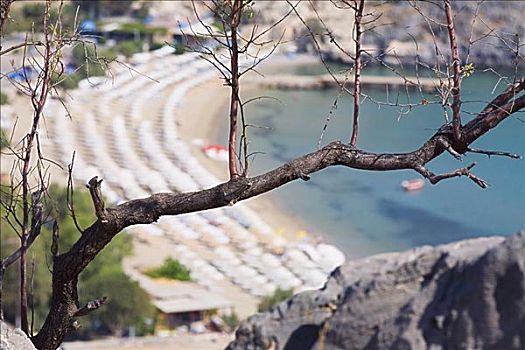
176, 60, 317, 244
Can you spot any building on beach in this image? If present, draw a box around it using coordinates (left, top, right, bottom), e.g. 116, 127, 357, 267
137, 277, 233, 333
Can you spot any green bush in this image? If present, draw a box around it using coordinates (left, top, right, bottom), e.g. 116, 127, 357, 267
174, 43, 185, 55
145, 257, 191, 281
22, 3, 46, 20
212, 20, 225, 33
0, 92, 8, 105
51, 72, 81, 90
84, 62, 106, 78
222, 312, 240, 332
1, 185, 156, 337
114, 40, 143, 58
258, 288, 294, 312
149, 42, 164, 51
120, 23, 167, 36
80, 265, 156, 337
72, 43, 107, 79
4, 3, 78, 35
133, 4, 150, 21
98, 48, 117, 60
1, 129, 9, 150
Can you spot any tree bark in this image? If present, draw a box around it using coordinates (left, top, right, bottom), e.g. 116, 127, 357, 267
227, 0, 243, 179
444, 0, 463, 142
350, 0, 364, 146
0, 0, 16, 36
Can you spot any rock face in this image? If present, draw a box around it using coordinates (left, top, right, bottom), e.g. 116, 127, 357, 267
227, 232, 525, 350
0, 320, 36, 350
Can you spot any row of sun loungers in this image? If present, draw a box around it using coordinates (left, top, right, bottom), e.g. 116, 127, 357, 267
44, 47, 346, 297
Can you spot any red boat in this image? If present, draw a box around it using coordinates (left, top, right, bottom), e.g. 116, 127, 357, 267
401, 179, 425, 191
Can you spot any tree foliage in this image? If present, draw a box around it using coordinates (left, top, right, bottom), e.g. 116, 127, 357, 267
51, 72, 81, 90
3, 2, 78, 34
71, 44, 107, 78
0, 184, 155, 338
258, 288, 294, 312
222, 311, 240, 332
0, 129, 9, 150
113, 40, 143, 58
72, 0, 134, 20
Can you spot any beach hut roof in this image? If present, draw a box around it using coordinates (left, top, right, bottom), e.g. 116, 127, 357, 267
140, 279, 232, 314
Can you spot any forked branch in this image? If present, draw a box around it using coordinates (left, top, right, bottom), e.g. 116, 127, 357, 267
415, 162, 488, 188
73, 297, 107, 317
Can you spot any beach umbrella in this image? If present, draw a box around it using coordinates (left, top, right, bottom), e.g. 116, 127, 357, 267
251, 275, 268, 285
260, 253, 281, 268
245, 246, 263, 257
301, 269, 328, 289
316, 244, 346, 272
259, 283, 277, 296
236, 266, 258, 278
277, 276, 302, 290
298, 243, 321, 262
284, 249, 311, 264
214, 246, 235, 258
271, 267, 295, 282
239, 241, 258, 250
189, 259, 207, 270
241, 254, 261, 269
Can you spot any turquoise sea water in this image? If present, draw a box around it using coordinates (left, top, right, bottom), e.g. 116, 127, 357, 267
219, 64, 525, 258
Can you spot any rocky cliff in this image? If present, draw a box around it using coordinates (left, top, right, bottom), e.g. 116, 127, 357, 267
243, 1, 524, 68
227, 232, 525, 350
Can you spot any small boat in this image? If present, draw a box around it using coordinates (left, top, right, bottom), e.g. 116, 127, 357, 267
401, 178, 425, 192
202, 144, 228, 162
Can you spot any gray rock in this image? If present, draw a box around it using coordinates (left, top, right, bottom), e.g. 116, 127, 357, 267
1, 320, 36, 350
227, 232, 525, 350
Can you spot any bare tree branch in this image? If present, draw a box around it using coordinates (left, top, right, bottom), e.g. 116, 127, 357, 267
86, 176, 107, 223
0, 40, 45, 56
51, 221, 59, 258
466, 147, 521, 159
444, 0, 463, 142
73, 297, 107, 318
415, 162, 488, 188
67, 152, 85, 234
350, 0, 364, 146
0, 0, 16, 35
227, 0, 242, 178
